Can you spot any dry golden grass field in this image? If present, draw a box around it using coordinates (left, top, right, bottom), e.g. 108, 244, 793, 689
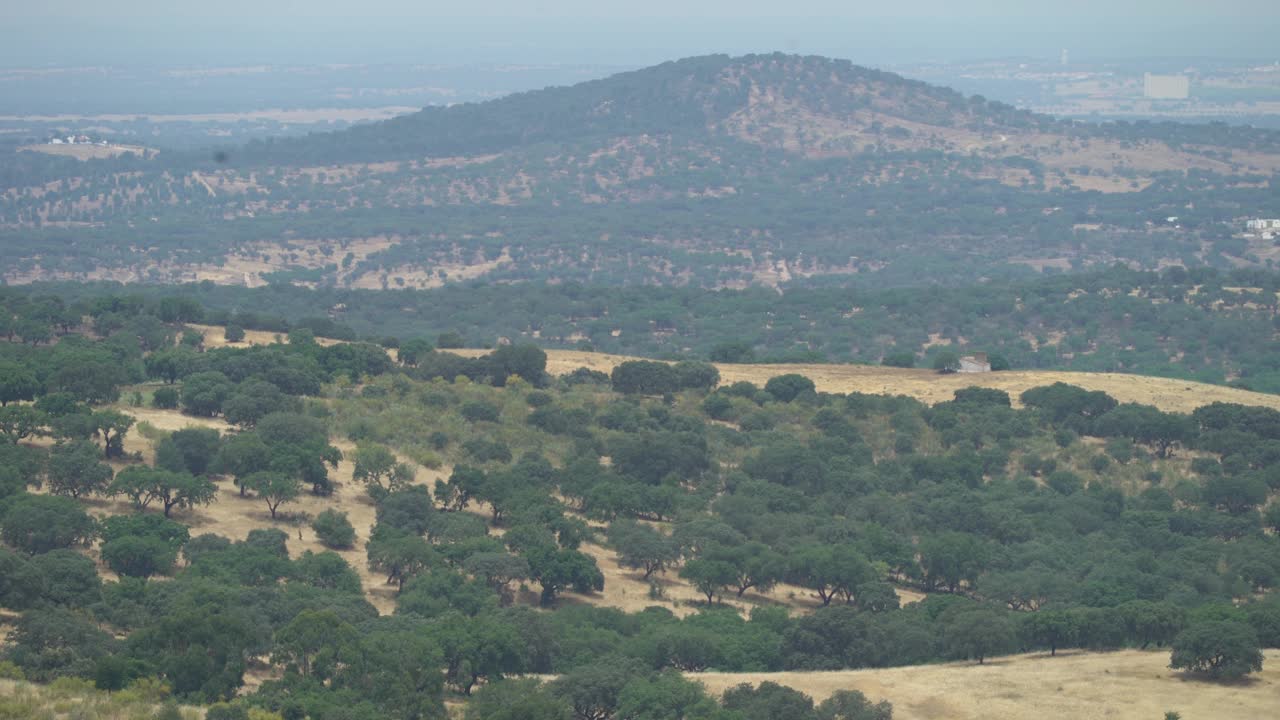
689, 649, 1280, 720
0, 678, 205, 720
194, 323, 1280, 414
450, 348, 1280, 414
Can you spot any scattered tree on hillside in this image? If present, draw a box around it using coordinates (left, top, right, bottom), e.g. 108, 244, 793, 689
353, 442, 416, 500
108, 466, 217, 517
244, 471, 301, 519
609, 521, 681, 580
0, 406, 47, 443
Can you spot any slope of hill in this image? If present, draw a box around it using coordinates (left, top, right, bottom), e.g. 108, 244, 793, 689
4, 54, 1279, 288
4, 296, 1280, 719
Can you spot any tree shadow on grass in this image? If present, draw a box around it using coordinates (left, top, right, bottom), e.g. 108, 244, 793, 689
1170, 670, 1262, 687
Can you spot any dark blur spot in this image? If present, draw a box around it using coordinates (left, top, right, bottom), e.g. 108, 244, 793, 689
214, 151, 229, 163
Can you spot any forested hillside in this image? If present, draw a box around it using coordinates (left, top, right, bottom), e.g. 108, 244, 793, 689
3, 54, 1279, 289
1, 292, 1278, 719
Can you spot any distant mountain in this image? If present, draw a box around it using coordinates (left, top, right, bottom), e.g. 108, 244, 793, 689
4, 53, 1280, 290
245, 53, 1278, 164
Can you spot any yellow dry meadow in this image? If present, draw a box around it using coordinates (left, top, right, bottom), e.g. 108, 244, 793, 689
451, 348, 1280, 414
195, 323, 1280, 414
689, 648, 1280, 720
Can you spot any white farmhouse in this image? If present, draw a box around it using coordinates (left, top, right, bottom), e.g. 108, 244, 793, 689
958, 352, 992, 374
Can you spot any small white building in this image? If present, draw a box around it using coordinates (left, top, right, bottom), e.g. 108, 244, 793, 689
958, 352, 992, 374
1247, 218, 1280, 231
1143, 73, 1190, 100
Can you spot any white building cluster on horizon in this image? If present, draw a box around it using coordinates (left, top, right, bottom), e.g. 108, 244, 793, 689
49, 134, 108, 146
1247, 218, 1280, 240
1143, 73, 1190, 100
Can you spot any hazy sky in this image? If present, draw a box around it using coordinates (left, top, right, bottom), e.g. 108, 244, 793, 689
5, 0, 1279, 65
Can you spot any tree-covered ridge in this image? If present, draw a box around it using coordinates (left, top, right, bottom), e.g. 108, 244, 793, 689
15, 264, 1280, 392
2, 54, 1279, 288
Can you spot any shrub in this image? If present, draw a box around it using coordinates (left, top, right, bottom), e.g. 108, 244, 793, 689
1090, 454, 1111, 473
154, 702, 184, 720
672, 361, 720, 391
436, 331, 466, 349
208, 704, 251, 720
460, 401, 501, 423
564, 367, 610, 385
151, 387, 180, 409
764, 374, 815, 402
421, 391, 451, 408
311, 509, 357, 549
709, 341, 755, 363
224, 324, 246, 343
1, 494, 97, 554
101, 536, 178, 578
611, 360, 680, 395
463, 438, 513, 464
115, 676, 171, 704
702, 393, 734, 420
739, 412, 776, 432
1105, 437, 1133, 463
931, 350, 961, 373
207, 702, 249, 717
881, 351, 915, 368
1046, 470, 1084, 495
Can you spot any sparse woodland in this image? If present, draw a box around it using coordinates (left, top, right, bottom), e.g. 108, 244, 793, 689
0, 292, 1278, 720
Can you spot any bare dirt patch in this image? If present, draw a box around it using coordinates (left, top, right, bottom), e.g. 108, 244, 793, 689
349, 246, 514, 290
19, 143, 151, 160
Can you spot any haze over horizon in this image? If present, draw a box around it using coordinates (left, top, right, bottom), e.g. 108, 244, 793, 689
4, 0, 1280, 67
